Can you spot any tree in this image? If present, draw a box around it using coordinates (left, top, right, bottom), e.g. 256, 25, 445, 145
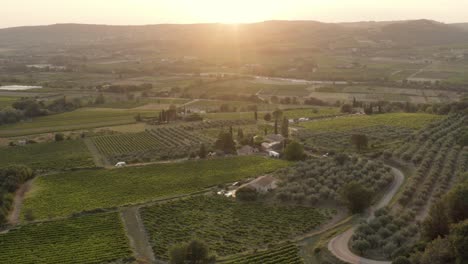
422, 199, 450, 240
54, 133, 64, 142
458, 131, 468, 147
284, 141, 305, 161
281, 117, 289, 138
449, 219, 468, 263
272, 109, 283, 121
382, 242, 397, 258
341, 104, 353, 113
94, 93, 105, 104
341, 182, 373, 213
352, 239, 370, 255
169, 239, 216, 264
215, 132, 236, 154
445, 180, 468, 224
274, 119, 278, 134
199, 144, 207, 159
263, 113, 272, 122
236, 187, 258, 201
393, 256, 411, 264
254, 111, 258, 121
237, 128, 244, 140
351, 134, 368, 152
420, 237, 455, 264
334, 153, 349, 165
134, 113, 142, 122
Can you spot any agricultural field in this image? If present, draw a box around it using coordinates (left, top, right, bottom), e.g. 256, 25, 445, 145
0, 108, 158, 137
223, 243, 303, 264
299, 113, 442, 132
141, 196, 329, 259
351, 114, 467, 261
274, 158, 394, 204
0, 213, 132, 264
0, 107, 157, 137
0, 96, 17, 109
22, 156, 291, 219
0, 140, 94, 170
92, 127, 213, 163
281, 107, 341, 120
296, 125, 414, 153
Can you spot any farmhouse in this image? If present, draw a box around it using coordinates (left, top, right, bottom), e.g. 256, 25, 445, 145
237, 145, 258, 156
242, 175, 277, 193
269, 151, 280, 158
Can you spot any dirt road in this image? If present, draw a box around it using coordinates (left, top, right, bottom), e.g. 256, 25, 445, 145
327, 166, 405, 264
8, 180, 33, 225
121, 207, 157, 263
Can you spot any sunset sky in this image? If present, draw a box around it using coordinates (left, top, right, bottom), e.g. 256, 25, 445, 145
1, 0, 466, 28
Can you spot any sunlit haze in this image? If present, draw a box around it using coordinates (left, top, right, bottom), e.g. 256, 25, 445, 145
1, 0, 467, 28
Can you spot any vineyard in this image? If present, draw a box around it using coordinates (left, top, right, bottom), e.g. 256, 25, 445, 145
299, 113, 442, 132
180, 119, 256, 130
222, 243, 303, 264
296, 125, 413, 153
0, 140, 94, 170
275, 157, 394, 205
22, 156, 290, 219
140, 196, 329, 260
351, 114, 468, 261
92, 127, 213, 163
0, 213, 132, 264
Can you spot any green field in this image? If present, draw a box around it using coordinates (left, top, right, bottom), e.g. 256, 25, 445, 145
22, 156, 291, 219
0, 107, 156, 137
282, 107, 340, 119
141, 196, 328, 259
0, 213, 132, 264
0, 140, 94, 170
299, 113, 443, 132
223, 243, 303, 264
0, 96, 17, 109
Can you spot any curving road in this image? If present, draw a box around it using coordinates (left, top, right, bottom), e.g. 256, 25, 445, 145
328, 166, 405, 264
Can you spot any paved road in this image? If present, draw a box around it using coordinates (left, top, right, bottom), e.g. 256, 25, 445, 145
328, 166, 405, 264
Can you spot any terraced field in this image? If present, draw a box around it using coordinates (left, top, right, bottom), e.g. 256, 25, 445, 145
22, 156, 291, 219
0, 140, 94, 170
141, 196, 328, 259
0, 213, 132, 264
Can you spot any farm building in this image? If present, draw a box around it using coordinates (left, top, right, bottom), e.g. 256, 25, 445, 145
237, 145, 258, 156
265, 134, 285, 143
241, 175, 277, 193
269, 151, 280, 158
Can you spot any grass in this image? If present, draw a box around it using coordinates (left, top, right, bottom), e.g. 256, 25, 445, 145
300, 113, 443, 132
0, 107, 157, 137
0, 213, 132, 264
22, 156, 291, 219
141, 195, 328, 259
0, 140, 94, 170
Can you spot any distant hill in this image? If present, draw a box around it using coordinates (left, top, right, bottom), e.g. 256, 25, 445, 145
452, 23, 468, 31
0, 20, 467, 51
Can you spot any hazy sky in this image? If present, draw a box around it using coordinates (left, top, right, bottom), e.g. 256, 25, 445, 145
1, 0, 467, 28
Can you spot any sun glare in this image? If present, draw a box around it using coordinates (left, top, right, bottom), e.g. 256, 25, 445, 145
174, 0, 284, 24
